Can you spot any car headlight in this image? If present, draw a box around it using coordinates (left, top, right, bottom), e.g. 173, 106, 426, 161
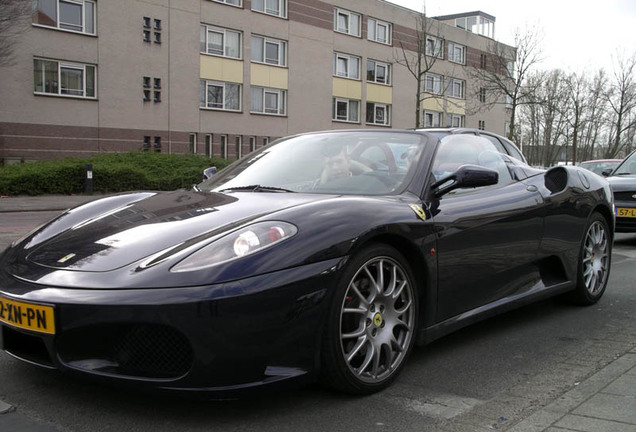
170, 221, 297, 272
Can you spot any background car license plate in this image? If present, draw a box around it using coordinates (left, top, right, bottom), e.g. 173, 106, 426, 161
0, 297, 55, 334
616, 207, 636, 218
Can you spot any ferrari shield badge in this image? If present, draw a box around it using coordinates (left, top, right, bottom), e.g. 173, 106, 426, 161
409, 204, 426, 221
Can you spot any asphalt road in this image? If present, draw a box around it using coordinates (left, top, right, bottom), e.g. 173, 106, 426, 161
1, 211, 635, 432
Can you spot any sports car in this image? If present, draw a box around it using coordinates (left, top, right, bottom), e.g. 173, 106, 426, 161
605, 149, 636, 232
0, 129, 614, 397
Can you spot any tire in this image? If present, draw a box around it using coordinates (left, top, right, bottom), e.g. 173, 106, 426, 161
320, 244, 418, 394
569, 212, 612, 305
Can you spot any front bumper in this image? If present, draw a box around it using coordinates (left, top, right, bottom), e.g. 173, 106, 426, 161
0, 258, 341, 395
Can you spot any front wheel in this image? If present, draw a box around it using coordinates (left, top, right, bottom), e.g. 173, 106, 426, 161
320, 244, 418, 394
569, 213, 611, 305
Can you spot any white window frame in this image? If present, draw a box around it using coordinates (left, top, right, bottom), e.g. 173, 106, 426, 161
220, 135, 228, 159
446, 77, 465, 99
33, 58, 96, 99
333, 52, 361, 80
235, 135, 242, 159
251, 86, 287, 116
32, 0, 96, 35
448, 42, 466, 64
200, 24, 242, 59
367, 59, 391, 85
332, 98, 360, 123
425, 35, 444, 58
189, 133, 197, 153
200, 79, 242, 111
249, 136, 256, 152
366, 102, 391, 126
334, 8, 361, 37
211, 0, 242, 7
367, 18, 392, 45
251, 35, 287, 66
423, 110, 442, 128
251, 0, 287, 19
205, 134, 213, 157
448, 114, 465, 128
424, 73, 443, 95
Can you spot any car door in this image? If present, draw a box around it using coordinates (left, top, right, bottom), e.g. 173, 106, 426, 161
427, 135, 545, 321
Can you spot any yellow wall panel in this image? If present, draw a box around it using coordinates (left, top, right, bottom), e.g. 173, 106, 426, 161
420, 97, 466, 114
250, 64, 289, 89
332, 78, 362, 99
200, 55, 243, 83
366, 84, 392, 104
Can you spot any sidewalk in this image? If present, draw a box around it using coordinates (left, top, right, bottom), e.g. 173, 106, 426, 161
0, 193, 106, 213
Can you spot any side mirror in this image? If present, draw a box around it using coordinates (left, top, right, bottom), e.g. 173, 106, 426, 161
432, 164, 499, 197
202, 166, 217, 181
601, 168, 613, 177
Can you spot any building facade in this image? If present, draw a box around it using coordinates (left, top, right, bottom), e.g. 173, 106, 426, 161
0, 0, 513, 163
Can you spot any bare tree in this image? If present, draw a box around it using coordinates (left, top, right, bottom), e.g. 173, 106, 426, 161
394, 9, 448, 128
0, 0, 31, 66
605, 53, 636, 158
580, 70, 610, 160
471, 25, 544, 140
563, 72, 589, 164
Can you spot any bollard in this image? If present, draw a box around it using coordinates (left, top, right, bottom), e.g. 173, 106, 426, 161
85, 163, 93, 195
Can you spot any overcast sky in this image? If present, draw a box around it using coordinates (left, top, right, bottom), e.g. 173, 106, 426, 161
387, 0, 636, 73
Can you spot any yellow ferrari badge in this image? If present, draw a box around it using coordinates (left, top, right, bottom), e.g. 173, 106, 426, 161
409, 204, 426, 221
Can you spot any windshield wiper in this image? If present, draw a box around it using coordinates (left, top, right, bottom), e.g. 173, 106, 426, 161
220, 185, 295, 193
614, 172, 634, 176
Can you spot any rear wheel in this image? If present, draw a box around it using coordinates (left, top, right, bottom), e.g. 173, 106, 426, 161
569, 213, 611, 305
320, 244, 417, 394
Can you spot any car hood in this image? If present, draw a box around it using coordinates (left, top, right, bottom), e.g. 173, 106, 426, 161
605, 175, 636, 192
19, 190, 329, 272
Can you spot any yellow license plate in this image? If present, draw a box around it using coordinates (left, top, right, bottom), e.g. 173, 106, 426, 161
616, 207, 636, 218
0, 296, 55, 334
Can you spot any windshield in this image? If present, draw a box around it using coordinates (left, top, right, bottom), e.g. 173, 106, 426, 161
612, 152, 636, 176
198, 131, 427, 195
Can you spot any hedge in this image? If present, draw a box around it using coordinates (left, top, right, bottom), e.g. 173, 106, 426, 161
0, 152, 231, 196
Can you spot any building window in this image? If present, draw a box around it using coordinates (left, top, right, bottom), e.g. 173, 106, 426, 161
205, 134, 212, 157
154, 30, 161, 44
143, 29, 151, 42
263, 137, 269, 146
220, 135, 228, 158
33, 0, 96, 35
154, 78, 161, 89
211, 0, 242, 6
249, 136, 256, 152
33, 58, 96, 98
154, 136, 162, 152
447, 114, 465, 128
189, 134, 197, 153
143, 17, 151, 28
153, 19, 161, 30
480, 53, 488, 69
367, 18, 392, 45
479, 87, 486, 103
200, 79, 242, 111
334, 8, 361, 37
446, 78, 465, 99
251, 35, 286, 66
366, 102, 390, 126
506, 95, 513, 108
478, 120, 485, 130
424, 110, 442, 128
424, 73, 443, 95
448, 42, 465, 64
235, 135, 242, 158
251, 87, 286, 115
332, 98, 360, 123
200, 24, 242, 58
425, 36, 443, 58
251, 0, 287, 18
333, 52, 360, 79
143, 136, 151, 151
367, 60, 391, 85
